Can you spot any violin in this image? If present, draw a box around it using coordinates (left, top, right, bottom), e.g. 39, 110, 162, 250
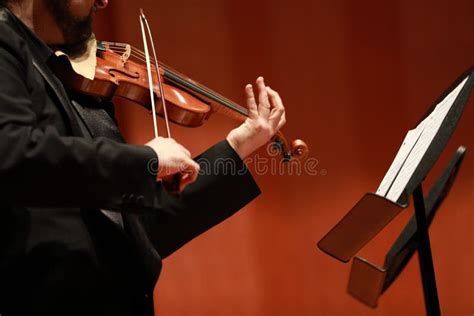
54, 40, 309, 162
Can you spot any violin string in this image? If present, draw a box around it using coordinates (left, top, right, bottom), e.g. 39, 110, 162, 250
104, 42, 240, 106
163, 70, 248, 117
100, 41, 297, 159
101, 41, 250, 118
106, 43, 248, 116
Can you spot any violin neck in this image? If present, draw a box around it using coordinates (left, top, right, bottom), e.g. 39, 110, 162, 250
162, 68, 248, 122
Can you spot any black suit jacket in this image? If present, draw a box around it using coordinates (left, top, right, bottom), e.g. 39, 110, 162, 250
0, 7, 260, 316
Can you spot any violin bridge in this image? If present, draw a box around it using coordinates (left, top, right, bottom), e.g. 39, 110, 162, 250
120, 44, 131, 66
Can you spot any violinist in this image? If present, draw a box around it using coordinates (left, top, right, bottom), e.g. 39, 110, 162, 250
0, 0, 287, 315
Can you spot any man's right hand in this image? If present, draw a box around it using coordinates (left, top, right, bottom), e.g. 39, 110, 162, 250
145, 137, 200, 191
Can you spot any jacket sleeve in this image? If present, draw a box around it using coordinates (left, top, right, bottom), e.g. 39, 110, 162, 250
0, 26, 159, 211
138, 140, 261, 258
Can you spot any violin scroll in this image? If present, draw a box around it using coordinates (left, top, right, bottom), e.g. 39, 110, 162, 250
291, 139, 309, 160
271, 131, 309, 162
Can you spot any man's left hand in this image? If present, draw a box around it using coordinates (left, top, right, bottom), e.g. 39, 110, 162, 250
226, 77, 286, 159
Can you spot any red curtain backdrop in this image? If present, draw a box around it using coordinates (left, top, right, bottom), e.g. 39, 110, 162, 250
94, 1, 474, 315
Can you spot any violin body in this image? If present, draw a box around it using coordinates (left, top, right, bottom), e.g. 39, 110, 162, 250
53, 41, 309, 161
55, 47, 212, 127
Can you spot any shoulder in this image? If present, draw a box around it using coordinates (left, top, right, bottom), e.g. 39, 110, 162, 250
0, 9, 30, 68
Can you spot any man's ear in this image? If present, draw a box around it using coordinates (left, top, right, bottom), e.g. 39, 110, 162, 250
94, 0, 108, 9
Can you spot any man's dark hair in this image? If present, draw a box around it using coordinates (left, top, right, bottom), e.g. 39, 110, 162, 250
0, 0, 12, 6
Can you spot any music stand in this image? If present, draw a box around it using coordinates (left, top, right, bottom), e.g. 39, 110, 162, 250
317, 67, 473, 315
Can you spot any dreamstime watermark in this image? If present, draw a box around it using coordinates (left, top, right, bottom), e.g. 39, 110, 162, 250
147, 143, 327, 177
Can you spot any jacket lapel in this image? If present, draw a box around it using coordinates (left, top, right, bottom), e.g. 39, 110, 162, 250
32, 59, 87, 137
1, 6, 88, 137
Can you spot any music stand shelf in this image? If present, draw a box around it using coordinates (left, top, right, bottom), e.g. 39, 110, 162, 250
317, 67, 473, 316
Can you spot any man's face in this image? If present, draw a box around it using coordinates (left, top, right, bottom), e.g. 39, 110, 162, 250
43, 0, 106, 57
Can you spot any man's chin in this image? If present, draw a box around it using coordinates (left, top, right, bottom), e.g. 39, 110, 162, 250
56, 37, 90, 58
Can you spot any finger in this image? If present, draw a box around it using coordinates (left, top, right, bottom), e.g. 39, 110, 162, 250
245, 84, 258, 119
179, 173, 191, 192
256, 77, 270, 119
188, 161, 200, 184
179, 160, 200, 191
267, 86, 285, 128
276, 112, 287, 131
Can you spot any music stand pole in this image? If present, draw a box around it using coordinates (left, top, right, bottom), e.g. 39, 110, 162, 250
413, 185, 441, 316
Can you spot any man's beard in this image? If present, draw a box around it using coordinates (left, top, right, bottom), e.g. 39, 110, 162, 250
44, 0, 94, 58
